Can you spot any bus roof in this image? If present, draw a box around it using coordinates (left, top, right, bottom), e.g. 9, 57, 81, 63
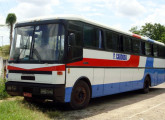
17, 15, 165, 46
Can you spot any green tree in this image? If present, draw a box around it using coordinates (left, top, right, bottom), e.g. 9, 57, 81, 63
129, 26, 141, 35
129, 23, 165, 43
6, 13, 17, 47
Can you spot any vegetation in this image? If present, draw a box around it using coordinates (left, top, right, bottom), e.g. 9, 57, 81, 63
0, 100, 49, 120
0, 45, 10, 59
0, 99, 63, 120
0, 78, 9, 99
129, 23, 165, 43
6, 13, 17, 47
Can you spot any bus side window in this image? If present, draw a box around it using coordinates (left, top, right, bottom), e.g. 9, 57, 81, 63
83, 25, 96, 48
105, 31, 119, 51
68, 22, 83, 61
145, 42, 152, 56
83, 25, 104, 49
158, 45, 165, 58
132, 39, 140, 54
141, 41, 145, 55
123, 36, 132, 53
153, 44, 158, 57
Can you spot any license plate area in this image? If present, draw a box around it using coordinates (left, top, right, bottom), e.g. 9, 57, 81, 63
23, 92, 32, 97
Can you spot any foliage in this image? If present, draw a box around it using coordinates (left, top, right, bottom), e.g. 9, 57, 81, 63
0, 45, 10, 59
0, 78, 9, 99
6, 13, 17, 46
129, 23, 165, 43
6, 13, 17, 26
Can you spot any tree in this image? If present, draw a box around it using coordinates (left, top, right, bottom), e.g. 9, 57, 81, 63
129, 23, 165, 43
6, 13, 17, 47
129, 26, 141, 35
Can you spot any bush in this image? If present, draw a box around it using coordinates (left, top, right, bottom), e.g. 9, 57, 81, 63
0, 78, 9, 99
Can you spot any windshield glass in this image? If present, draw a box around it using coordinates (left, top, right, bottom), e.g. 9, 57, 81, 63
9, 24, 65, 63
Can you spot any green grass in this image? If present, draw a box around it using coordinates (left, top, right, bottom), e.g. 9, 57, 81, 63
0, 78, 9, 99
0, 100, 50, 120
0, 99, 63, 120
0, 78, 63, 120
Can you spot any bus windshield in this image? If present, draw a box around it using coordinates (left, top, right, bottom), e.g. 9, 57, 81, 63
9, 24, 65, 63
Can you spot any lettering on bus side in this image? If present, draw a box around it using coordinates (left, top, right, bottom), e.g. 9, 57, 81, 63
113, 53, 127, 60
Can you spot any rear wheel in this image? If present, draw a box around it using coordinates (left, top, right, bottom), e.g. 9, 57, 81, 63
70, 81, 90, 109
142, 76, 150, 94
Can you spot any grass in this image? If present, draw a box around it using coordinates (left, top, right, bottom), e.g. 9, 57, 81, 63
0, 78, 9, 99
0, 98, 63, 120
0, 78, 63, 120
0, 99, 50, 120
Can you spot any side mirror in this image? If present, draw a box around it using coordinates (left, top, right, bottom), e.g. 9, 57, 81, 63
68, 33, 75, 46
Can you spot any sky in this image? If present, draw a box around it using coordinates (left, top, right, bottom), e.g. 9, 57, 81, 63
0, 0, 165, 46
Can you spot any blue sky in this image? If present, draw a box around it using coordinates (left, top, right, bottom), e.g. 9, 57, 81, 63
0, 0, 165, 45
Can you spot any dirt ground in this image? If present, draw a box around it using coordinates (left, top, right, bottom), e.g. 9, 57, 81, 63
60, 83, 165, 120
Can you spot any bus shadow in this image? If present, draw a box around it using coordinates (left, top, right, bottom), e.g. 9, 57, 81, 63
26, 86, 165, 119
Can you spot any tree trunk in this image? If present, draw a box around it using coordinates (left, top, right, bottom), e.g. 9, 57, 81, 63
10, 24, 13, 48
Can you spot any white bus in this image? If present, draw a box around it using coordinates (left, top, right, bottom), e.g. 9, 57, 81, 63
6, 16, 165, 109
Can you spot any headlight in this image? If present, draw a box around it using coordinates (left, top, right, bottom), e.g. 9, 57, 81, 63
7, 85, 17, 91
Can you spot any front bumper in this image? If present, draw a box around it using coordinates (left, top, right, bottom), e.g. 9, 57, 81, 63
5, 81, 65, 102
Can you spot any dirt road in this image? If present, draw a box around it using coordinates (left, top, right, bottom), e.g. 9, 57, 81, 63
61, 83, 165, 120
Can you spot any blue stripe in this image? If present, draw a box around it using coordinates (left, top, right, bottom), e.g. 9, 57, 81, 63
64, 57, 165, 102
147, 38, 155, 43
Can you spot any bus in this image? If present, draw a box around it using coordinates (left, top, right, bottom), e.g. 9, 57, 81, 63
5, 16, 165, 109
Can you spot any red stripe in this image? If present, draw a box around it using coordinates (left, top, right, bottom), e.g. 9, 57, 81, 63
7, 65, 65, 71
67, 55, 140, 67
132, 34, 141, 39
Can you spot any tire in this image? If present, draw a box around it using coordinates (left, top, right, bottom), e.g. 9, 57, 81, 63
70, 81, 91, 109
142, 76, 150, 94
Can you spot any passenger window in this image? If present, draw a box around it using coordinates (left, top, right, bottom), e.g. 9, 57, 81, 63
145, 42, 152, 56
123, 37, 132, 52
141, 41, 145, 55
158, 46, 165, 58
83, 25, 104, 49
105, 31, 119, 51
68, 22, 83, 61
132, 39, 140, 54
153, 45, 158, 57
83, 25, 97, 48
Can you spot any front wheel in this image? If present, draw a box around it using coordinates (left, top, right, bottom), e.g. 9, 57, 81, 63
70, 81, 91, 109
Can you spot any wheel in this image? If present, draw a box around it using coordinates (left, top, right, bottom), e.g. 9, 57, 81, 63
142, 76, 150, 94
70, 81, 91, 109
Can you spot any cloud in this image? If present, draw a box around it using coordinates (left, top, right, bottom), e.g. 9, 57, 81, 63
0, 27, 9, 46
9, 0, 60, 21
115, 0, 145, 16
16, 0, 59, 6
0, 14, 6, 24
131, 5, 165, 27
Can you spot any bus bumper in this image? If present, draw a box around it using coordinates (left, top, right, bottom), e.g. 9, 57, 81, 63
5, 81, 65, 102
